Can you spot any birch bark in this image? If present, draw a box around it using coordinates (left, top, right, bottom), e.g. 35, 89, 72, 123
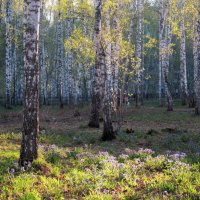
111, 0, 120, 111
195, 0, 200, 115
20, 0, 41, 167
88, 0, 105, 128
135, 0, 144, 108
56, 0, 64, 108
5, 0, 12, 109
102, 10, 115, 141
179, 0, 188, 105
159, 0, 173, 111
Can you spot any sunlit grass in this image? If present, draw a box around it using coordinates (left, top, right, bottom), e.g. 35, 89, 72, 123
0, 102, 200, 199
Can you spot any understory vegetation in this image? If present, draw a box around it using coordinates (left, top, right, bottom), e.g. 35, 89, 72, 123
0, 102, 200, 200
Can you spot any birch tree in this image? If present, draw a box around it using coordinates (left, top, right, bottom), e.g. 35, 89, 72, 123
56, 0, 64, 108
135, 0, 144, 107
159, 0, 164, 106
111, 0, 120, 111
65, 16, 73, 104
19, 0, 41, 168
102, 9, 115, 141
88, 0, 105, 128
159, 0, 173, 111
179, 0, 188, 105
0, 0, 2, 27
39, 0, 47, 106
5, 0, 12, 109
193, 16, 198, 107
195, 0, 200, 115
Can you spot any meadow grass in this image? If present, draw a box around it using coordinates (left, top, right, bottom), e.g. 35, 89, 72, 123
0, 102, 200, 199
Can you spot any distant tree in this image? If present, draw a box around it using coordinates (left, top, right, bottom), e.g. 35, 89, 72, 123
0, 0, 2, 26
111, 0, 120, 111
159, 0, 173, 111
135, 0, 144, 108
179, 0, 189, 105
195, 0, 200, 115
56, 0, 64, 108
5, 0, 12, 109
19, 0, 41, 168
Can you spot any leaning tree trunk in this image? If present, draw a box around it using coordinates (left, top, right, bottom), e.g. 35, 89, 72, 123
5, 0, 12, 109
179, 0, 188, 105
19, 0, 41, 168
195, 0, 200, 115
135, 0, 144, 108
88, 0, 105, 128
162, 21, 173, 111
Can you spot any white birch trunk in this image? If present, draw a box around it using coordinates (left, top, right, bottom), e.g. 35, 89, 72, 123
179, 0, 188, 105
195, 0, 200, 115
102, 8, 115, 141
159, 0, 173, 111
20, 0, 41, 167
111, 0, 121, 111
135, 0, 144, 107
56, 0, 64, 108
159, 0, 164, 106
0, 0, 2, 27
88, 0, 106, 128
66, 15, 73, 104
193, 19, 198, 100
5, 0, 12, 109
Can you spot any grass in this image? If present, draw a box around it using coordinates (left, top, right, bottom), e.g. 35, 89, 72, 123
0, 101, 200, 199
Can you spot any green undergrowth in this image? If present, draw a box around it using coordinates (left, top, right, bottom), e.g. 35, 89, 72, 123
0, 130, 200, 200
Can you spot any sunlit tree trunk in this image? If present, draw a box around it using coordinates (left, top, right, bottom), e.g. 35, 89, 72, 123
19, 0, 41, 168
111, 0, 120, 111
193, 18, 198, 106
56, 0, 64, 108
195, 0, 200, 115
163, 19, 173, 111
88, 0, 105, 128
0, 0, 2, 26
102, 10, 115, 141
179, 0, 188, 105
124, 1, 135, 100
39, 0, 47, 106
82, 17, 90, 103
159, 0, 173, 111
5, 0, 12, 109
13, 34, 17, 105
159, 0, 164, 107
66, 14, 73, 104
135, 0, 144, 108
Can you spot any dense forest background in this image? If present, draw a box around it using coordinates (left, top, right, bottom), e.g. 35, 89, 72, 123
1, 0, 200, 199
0, 0, 198, 106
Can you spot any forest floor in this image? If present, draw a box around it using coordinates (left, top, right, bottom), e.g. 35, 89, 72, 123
0, 101, 200, 199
